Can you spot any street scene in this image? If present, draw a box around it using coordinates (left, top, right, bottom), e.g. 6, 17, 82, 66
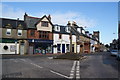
1, 52, 120, 79
0, 2, 120, 80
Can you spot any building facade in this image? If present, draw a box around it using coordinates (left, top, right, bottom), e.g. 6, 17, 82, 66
53, 24, 76, 54
0, 18, 28, 55
24, 14, 53, 55
1, 13, 100, 55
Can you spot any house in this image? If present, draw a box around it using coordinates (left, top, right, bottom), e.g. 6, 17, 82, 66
0, 18, 28, 55
53, 23, 76, 54
24, 13, 54, 55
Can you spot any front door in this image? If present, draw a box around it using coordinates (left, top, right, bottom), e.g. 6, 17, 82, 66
62, 44, 65, 53
20, 43, 24, 55
72, 44, 74, 53
29, 46, 33, 55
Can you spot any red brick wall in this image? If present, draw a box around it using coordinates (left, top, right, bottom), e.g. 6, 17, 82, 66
27, 29, 53, 40
27, 29, 39, 39
84, 43, 90, 53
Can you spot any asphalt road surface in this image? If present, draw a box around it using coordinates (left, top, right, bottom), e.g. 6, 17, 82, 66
1, 52, 120, 80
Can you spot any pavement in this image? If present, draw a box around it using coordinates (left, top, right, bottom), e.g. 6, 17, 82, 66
1, 52, 120, 80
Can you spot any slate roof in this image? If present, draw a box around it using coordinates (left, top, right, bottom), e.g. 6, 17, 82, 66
24, 15, 40, 29
24, 15, 54, 29
0, 18, 26, 29
53, 24, 98, 42
53, 24, 75, 35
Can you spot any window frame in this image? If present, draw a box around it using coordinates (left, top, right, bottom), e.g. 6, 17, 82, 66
30, 30, 35, 37
18, 29, 22, 36
41, 21, 49, 27
6, 29, 11, 36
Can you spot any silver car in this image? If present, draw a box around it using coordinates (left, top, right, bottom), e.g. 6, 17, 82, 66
116, 50, 120, 60
110, 50, 118, 56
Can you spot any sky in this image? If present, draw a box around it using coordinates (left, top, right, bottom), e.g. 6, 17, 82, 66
1, 2, 118, 44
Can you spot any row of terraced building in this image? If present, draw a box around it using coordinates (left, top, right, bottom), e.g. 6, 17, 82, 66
0, 13, 101, 55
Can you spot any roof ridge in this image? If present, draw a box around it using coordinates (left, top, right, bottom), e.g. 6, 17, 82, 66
27, 16, 41, 19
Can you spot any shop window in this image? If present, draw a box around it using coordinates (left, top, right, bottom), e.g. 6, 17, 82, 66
18, 30, 22, 36
66, 44, 70, 52
30, 30, 35, 36
6, 29, 11, 36
57, 44, 61, 52
41, 21, 48, 27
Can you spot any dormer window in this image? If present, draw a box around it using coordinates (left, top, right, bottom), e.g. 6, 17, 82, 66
82, 29, 85, 34
54, 25, 60, 31
6, 29, 11, 36
65, 27, 70, 33
77, 28, 81, 33
41, 21, 48, 27
18, 30, 22, 36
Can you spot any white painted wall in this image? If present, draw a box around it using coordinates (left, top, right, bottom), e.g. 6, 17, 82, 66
53, 33, 76, 54
36, 17, 52, 32
0, 43, 19, 54
53, 33, 70, 54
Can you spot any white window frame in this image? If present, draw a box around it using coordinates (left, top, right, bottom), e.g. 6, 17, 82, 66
18, 30, 22, 36
82, 30, 85, 34
6, 29, 11, 36
65, 27, 70, 33
54, 25, 60, 32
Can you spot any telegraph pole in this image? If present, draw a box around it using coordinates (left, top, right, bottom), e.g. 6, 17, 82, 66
70, 26, 72, 54
67, 21, 72, 54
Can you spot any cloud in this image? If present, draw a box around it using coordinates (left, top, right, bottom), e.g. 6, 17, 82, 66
51, 12, 97, 28
34, 12, 97, 28
2, 4, 97, 28
2, 4, 25, 20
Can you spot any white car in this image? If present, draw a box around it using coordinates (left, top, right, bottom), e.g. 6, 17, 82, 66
110, 50, 118, 56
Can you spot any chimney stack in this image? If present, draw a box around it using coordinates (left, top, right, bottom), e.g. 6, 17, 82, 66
67, 21, 72, 26
72, 21, 77, 26
48, 14, 51, 21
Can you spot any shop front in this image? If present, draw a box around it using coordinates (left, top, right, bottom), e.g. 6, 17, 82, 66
28, 39, 53, 55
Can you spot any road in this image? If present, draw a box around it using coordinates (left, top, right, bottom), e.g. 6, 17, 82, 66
1, 52, 120, 80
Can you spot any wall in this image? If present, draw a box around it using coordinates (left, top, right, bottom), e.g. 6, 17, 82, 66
36, 17, 52, 32
53, 33, 70, 54
2, 28, 27, 39
27, 29, 53, 40
72, 35, 76, 53
53, 33, 76, 54
0, 43, 19, 54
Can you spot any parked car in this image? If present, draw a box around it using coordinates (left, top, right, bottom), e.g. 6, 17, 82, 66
116, 50, 120, 60
110, 50, 118, 56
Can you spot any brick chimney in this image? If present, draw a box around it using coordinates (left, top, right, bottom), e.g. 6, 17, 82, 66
72, 21, 77, 26
48, 14, 51, 21
67, 21, 71, 26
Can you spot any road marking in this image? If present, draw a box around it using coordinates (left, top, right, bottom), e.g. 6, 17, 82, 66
69, 61, 76, 79
48, 57, 53, 59
20, 59, 43, 68
76, 61, 80, 79
50, 70, 69, 79
20, 59, 26, 62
